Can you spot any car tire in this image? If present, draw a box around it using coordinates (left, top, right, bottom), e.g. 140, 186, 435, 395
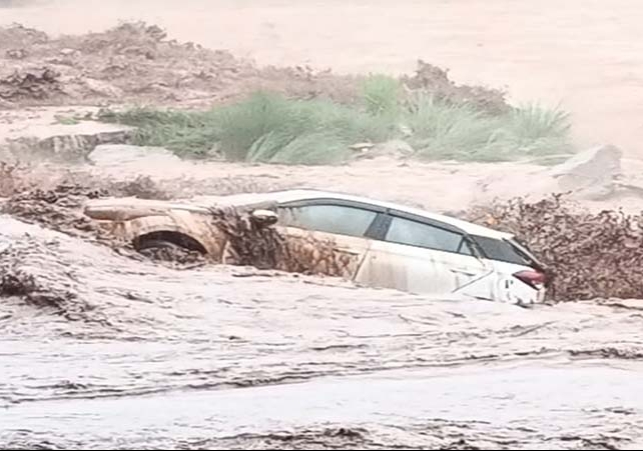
135, 239, 197, 261
136, 239, 183, 252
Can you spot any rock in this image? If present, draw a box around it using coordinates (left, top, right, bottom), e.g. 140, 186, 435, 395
349, 142, 373, 151
83, 78, 124, 98
354, 140, 415, 160
59, 48, 79, 57
5, 49, 28, 59
0, 107, 135, 161
88, 144, 181, 168
550, 144, 622, 199
0, 68, 62, 101
349, 142, 374, 158
5, 127, 133, 162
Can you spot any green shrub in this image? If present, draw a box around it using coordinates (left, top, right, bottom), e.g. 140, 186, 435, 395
100, 88, 574, 165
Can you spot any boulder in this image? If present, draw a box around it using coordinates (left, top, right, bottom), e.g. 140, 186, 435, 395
88, 144, 181, 167
83, 78, 124, 98
353, 139, 415, 160
550, 144, 622, 199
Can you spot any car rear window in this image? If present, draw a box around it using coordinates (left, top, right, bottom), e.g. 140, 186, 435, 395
471, 235, 536, 266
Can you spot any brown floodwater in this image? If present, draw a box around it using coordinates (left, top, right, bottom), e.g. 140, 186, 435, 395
2, 215, 643, 450
2, 0, 643, 446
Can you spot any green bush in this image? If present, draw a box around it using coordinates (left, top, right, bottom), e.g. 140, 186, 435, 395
101, 92, 396, 164
403, 94, 573, 161
360, 74, 402, 117
100, 82, 574, 165
500, 103, 573, 157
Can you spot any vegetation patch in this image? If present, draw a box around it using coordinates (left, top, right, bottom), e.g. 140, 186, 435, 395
100, 77, 573, 165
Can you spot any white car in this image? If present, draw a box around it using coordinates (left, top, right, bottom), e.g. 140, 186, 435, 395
84, 189, 548, 303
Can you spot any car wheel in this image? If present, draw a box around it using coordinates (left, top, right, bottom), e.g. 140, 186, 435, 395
136, 239, 183, 252
135, 238, 201, 262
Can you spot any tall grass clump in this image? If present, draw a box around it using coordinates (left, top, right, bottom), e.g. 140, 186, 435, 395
360, 74, 402, 117
100, 84, 575, 165
500, 103, 573, 158
101, 92, 397, 165
402, 93, 574, 162
215, 92, 394, 164
403, 93, 504, 161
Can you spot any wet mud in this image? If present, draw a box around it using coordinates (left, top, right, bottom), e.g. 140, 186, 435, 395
1, 174, 167, 237
0, 22, 509, 112
2, 204, 643, 449
212, 207, 356, 277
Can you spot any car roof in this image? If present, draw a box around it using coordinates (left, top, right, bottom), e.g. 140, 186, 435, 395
209, 189, 513, 240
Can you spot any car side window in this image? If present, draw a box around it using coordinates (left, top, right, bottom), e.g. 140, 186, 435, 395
278, 204, 378, 238
385, 216, 466, 253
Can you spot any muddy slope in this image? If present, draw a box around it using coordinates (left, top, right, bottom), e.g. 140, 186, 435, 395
0, 22, 508, 112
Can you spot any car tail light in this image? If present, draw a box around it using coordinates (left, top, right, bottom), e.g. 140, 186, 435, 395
513, 270, 548, 289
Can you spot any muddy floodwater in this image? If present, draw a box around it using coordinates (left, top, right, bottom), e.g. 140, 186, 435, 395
2, 0, 643, 448
2, 216, 643, 450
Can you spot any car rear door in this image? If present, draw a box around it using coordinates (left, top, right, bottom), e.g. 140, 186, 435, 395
358, 214, 496, 298
275, 201, 386, 280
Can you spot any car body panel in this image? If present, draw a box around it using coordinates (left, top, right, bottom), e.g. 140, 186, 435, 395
358, 240, 496, 297
84, 197, 212, 221
488, 260, 546, 304
279, 226, 369, 280
88, 202, 227, 258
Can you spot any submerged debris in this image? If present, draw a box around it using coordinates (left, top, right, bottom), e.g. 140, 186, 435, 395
177, 427, 381, 450
0, 162, 28, 197
0, 172, 168, 238
0, 250, 78, 315
2, 183, 105, 237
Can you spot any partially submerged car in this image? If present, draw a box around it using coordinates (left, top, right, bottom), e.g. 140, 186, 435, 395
83, 189, 548, 303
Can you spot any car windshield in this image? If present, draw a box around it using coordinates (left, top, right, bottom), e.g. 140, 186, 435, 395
471, 235, 541, 267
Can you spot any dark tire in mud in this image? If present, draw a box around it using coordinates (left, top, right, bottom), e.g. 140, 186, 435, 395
136, 239, 183, 252
134, 233, 206, 263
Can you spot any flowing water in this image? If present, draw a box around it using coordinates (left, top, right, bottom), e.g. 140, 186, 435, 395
2, 215, 643, 449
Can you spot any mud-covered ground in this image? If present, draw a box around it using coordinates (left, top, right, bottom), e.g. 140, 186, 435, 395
0, 22, 506, 114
